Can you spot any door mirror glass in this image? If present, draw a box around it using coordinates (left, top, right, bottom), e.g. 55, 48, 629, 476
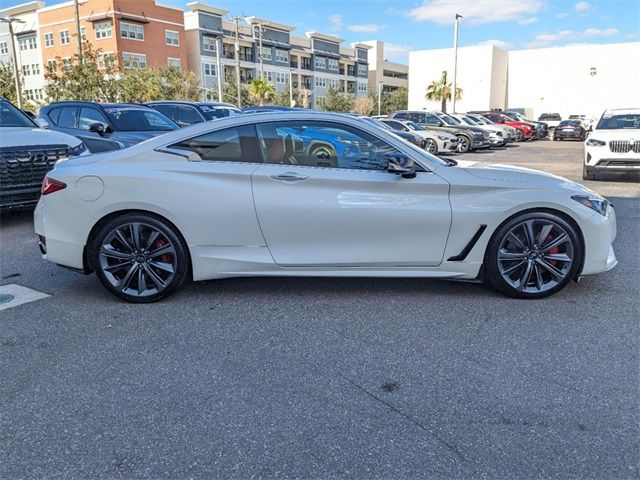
387, 151, 416, 178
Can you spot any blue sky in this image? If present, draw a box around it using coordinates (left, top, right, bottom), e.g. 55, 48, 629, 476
2, 0, 638, 62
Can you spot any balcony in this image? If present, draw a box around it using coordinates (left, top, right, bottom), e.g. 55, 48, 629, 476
290, 60, 298, 69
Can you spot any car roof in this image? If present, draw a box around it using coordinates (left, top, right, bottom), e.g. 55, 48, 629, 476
146, 100, 238, 108
44, 101, 151, 109
602, 109, 639, 115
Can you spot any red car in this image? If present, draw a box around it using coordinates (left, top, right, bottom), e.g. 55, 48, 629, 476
480, 112, 535, 141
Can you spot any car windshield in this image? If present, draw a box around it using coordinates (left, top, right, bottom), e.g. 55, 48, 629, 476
559, 120, 581, 126
473, 115, 492, 125
405, 121, 424, 131
438, 114, 458, 126
200, 106, 243, 120
596, 113, 640, 130
0, 100, 37, 128
539, 114, 561, 120
457, 116, 475, 126
104, 107, 177, 132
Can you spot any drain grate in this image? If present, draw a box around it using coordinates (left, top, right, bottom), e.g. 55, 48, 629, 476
0, 294, 15, 304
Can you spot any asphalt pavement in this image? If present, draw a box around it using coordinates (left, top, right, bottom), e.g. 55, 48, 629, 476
1, 140, 638, 479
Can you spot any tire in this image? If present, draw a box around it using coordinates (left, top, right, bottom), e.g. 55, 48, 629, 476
484, 212, 582, 299
91, 213, 190, 303
456, 135, 470, 153
515, 129, 524, 142
582, 163, 597, 181
425, 138, 438, 154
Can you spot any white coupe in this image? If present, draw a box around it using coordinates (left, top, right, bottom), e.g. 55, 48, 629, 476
35, 112, 617, 302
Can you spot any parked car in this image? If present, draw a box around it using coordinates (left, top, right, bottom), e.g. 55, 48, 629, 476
449, 113, 506, 147
389, 111, 477, 153
553, 120, 588, 141
504, 111, 548, 139
0, 97, 88, 211
432, 112, 491, 149
380, 118, 459, 154
146, 101, 243, 127
569, 115, 596, 130
242, 106, 310, 114
583, 108, 640, 180
356, 117, 426, 150
35, 111, 617, 302
479, 112, 535, 141
38, 101, 179, 151
538, 113, 563, 132
466, 113, 519, 142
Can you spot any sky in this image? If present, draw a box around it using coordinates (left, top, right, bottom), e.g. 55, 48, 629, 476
1, 0, 638, 62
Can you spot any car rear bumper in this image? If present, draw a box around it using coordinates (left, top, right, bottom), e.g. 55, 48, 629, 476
555, 130, 583, 139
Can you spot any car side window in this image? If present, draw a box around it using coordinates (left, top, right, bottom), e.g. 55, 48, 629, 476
424, 114, 440, 126
177, 105, 203, 125
79, 107, 109, 130
170, 124, 260, 162
57, 106, 78, 129
47, 107, 62, 126
408, 113, 423, 123
256, 121, 396, 171
394, 112, 408, 120
151, 105, 177, 123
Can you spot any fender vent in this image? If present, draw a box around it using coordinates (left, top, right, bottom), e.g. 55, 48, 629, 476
448, 225, 487, 262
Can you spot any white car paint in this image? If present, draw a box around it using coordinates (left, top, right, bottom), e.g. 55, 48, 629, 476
34, 112, 617, 298
0, 127, 86, 150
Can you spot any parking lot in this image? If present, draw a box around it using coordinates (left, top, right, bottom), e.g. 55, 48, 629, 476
1, 140, 638, 478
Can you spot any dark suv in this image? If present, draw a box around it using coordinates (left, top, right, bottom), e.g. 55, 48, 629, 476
39, 101, 178, 151
146, 101, 243, 127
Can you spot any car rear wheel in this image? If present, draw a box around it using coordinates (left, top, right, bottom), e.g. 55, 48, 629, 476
425, 139, 438, 154
92, 213, 190, 303
485, 212, 582, 299
456, 135, 470, 153
515, 129, 524, 142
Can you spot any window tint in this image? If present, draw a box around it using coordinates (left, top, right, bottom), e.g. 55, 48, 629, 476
176, 105, 203, 125
0, 100, 35, 127
47, 107, 62, 126
150, 104, 177, 122
58, 106, 78, 128
201, 107, 243, 120
103, 108, 176, 132
394, 112, 409, 120
256, 121, 396, 171
596, 114, 640, 130
424, 114, 440, 126
170, 124, 259, 162
383, 120, 405, 130
79, 107, 109, 130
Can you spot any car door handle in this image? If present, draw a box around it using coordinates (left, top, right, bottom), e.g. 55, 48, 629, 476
270, 172, 309, 182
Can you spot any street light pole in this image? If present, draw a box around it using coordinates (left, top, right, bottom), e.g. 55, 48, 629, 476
289, 70, 293, 107
377, 81, 383, 115
1, 17, 25, 108
74, 0, 83, 61
215, 37, 223, 102
234, 17, 242, 107
258, 22, 264, 78
452, 13, 463, 113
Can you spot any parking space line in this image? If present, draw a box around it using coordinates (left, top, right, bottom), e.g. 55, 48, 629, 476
0, 284, 50, 312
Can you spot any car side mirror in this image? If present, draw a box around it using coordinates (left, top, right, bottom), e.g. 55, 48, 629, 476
89, 122, 109, 135
387, 152, 416, 179
35, 118, 50, 129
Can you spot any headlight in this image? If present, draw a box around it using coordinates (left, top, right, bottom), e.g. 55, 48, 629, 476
586, 138, 606, 147
571, 195, 609, 216
69, 142, 88, 156
436, 135, 448, 140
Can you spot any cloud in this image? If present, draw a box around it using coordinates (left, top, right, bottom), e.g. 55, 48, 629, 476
407, 0, 544, 26
528, 30, 574, 47
383, 42, 413, 60
526, 27, 621, 47
555, 12, 569, 19
328, 14, 343, 31
626, 32, 639, 39
471, 39, 514, 49
348, 23, 384, 34
574, 1, 591, 12
582, 27, 619, 37
517, 17, 539, 25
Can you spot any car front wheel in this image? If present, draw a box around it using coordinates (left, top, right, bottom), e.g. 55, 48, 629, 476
425, 139, 438, 154
91, 213, 190, 303
515, 129, 524, 142
456, 135, 470, 153
485, 212, 582, 299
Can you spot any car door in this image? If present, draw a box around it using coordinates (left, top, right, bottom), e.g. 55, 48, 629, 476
250, 120, 452, 267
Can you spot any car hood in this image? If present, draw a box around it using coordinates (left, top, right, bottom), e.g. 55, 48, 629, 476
111, 131, 170, 147
0, 127, 82, 148
455, 159, 594, 193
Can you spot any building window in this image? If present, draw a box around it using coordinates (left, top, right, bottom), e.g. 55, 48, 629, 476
328, 78, 339, 90
60, 30, 70, 45
19, 35, 37, 51
95, 21, 112, 39
44, 32, 54, 47
275, 72, 287, 84
264, 71, 273, 82
122, 52, 146, 69
62, 57, 73, 69
167, 57, 181, 68
315, 77, 327, 88
47, 59, 57, 72
315, 56, 326, 69
22, 65, 30, 76
81, 26, 87, 42
328, 58, 338, 71
202, 36, 216, 52
98, 52, 115, 69
120, 22, 144, 41
32, 63, 40, 75
260, 47, 271, 61
275, 49, 288, 63
203, 62, 216, 77
357, 82, 367, 93
357, 63, 367, 76
165, 30, 179, 46
0, 42, 7, 55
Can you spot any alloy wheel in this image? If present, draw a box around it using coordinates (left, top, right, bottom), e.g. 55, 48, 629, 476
457, 137, 469, 153
98, 222, 178, 298
425, 139, 438, 154
497, 219, 575, 294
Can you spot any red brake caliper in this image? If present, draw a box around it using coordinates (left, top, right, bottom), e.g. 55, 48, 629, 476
545, 234, 559, 266
154, 239, 172, 263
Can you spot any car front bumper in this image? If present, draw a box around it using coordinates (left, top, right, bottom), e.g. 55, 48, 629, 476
584, 147, 640, 172
580, 203, 617, 276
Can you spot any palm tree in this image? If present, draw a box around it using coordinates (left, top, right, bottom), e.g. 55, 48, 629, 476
248, 77, 275, 106
425, 71, 462, 113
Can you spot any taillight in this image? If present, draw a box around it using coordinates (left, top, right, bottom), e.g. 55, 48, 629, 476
41, 177, 67, 195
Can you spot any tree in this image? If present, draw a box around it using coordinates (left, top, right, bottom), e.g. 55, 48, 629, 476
297, 89, 312, 109
118, 68, 165, 103
248, 77, 275, 106
159, 66, 201, 101
273, 87, 294, 107
318, 87, 353, 113
222, 79, 252, 107
352, 96, 374, 116
382, 86, 408, 114
0, 63, 19, 104
425, 71, 462, 113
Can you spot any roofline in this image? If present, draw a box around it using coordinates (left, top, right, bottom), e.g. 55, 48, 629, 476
306, 31, 343, 44
245, 16, 295, 32
186, 1, 229, 17
0, 0, 44, 16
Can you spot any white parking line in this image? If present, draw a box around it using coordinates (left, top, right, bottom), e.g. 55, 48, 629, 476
0, 284, 50, 312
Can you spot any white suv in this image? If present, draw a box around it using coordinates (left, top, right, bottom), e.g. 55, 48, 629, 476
0, 97, 89, 211
583, 108, 640, 180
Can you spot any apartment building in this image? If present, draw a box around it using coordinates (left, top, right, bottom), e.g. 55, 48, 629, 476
184, 1, 370, 108
361, 40, 408, 96
0, 1, 47, 105
37, 0, 187, 75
